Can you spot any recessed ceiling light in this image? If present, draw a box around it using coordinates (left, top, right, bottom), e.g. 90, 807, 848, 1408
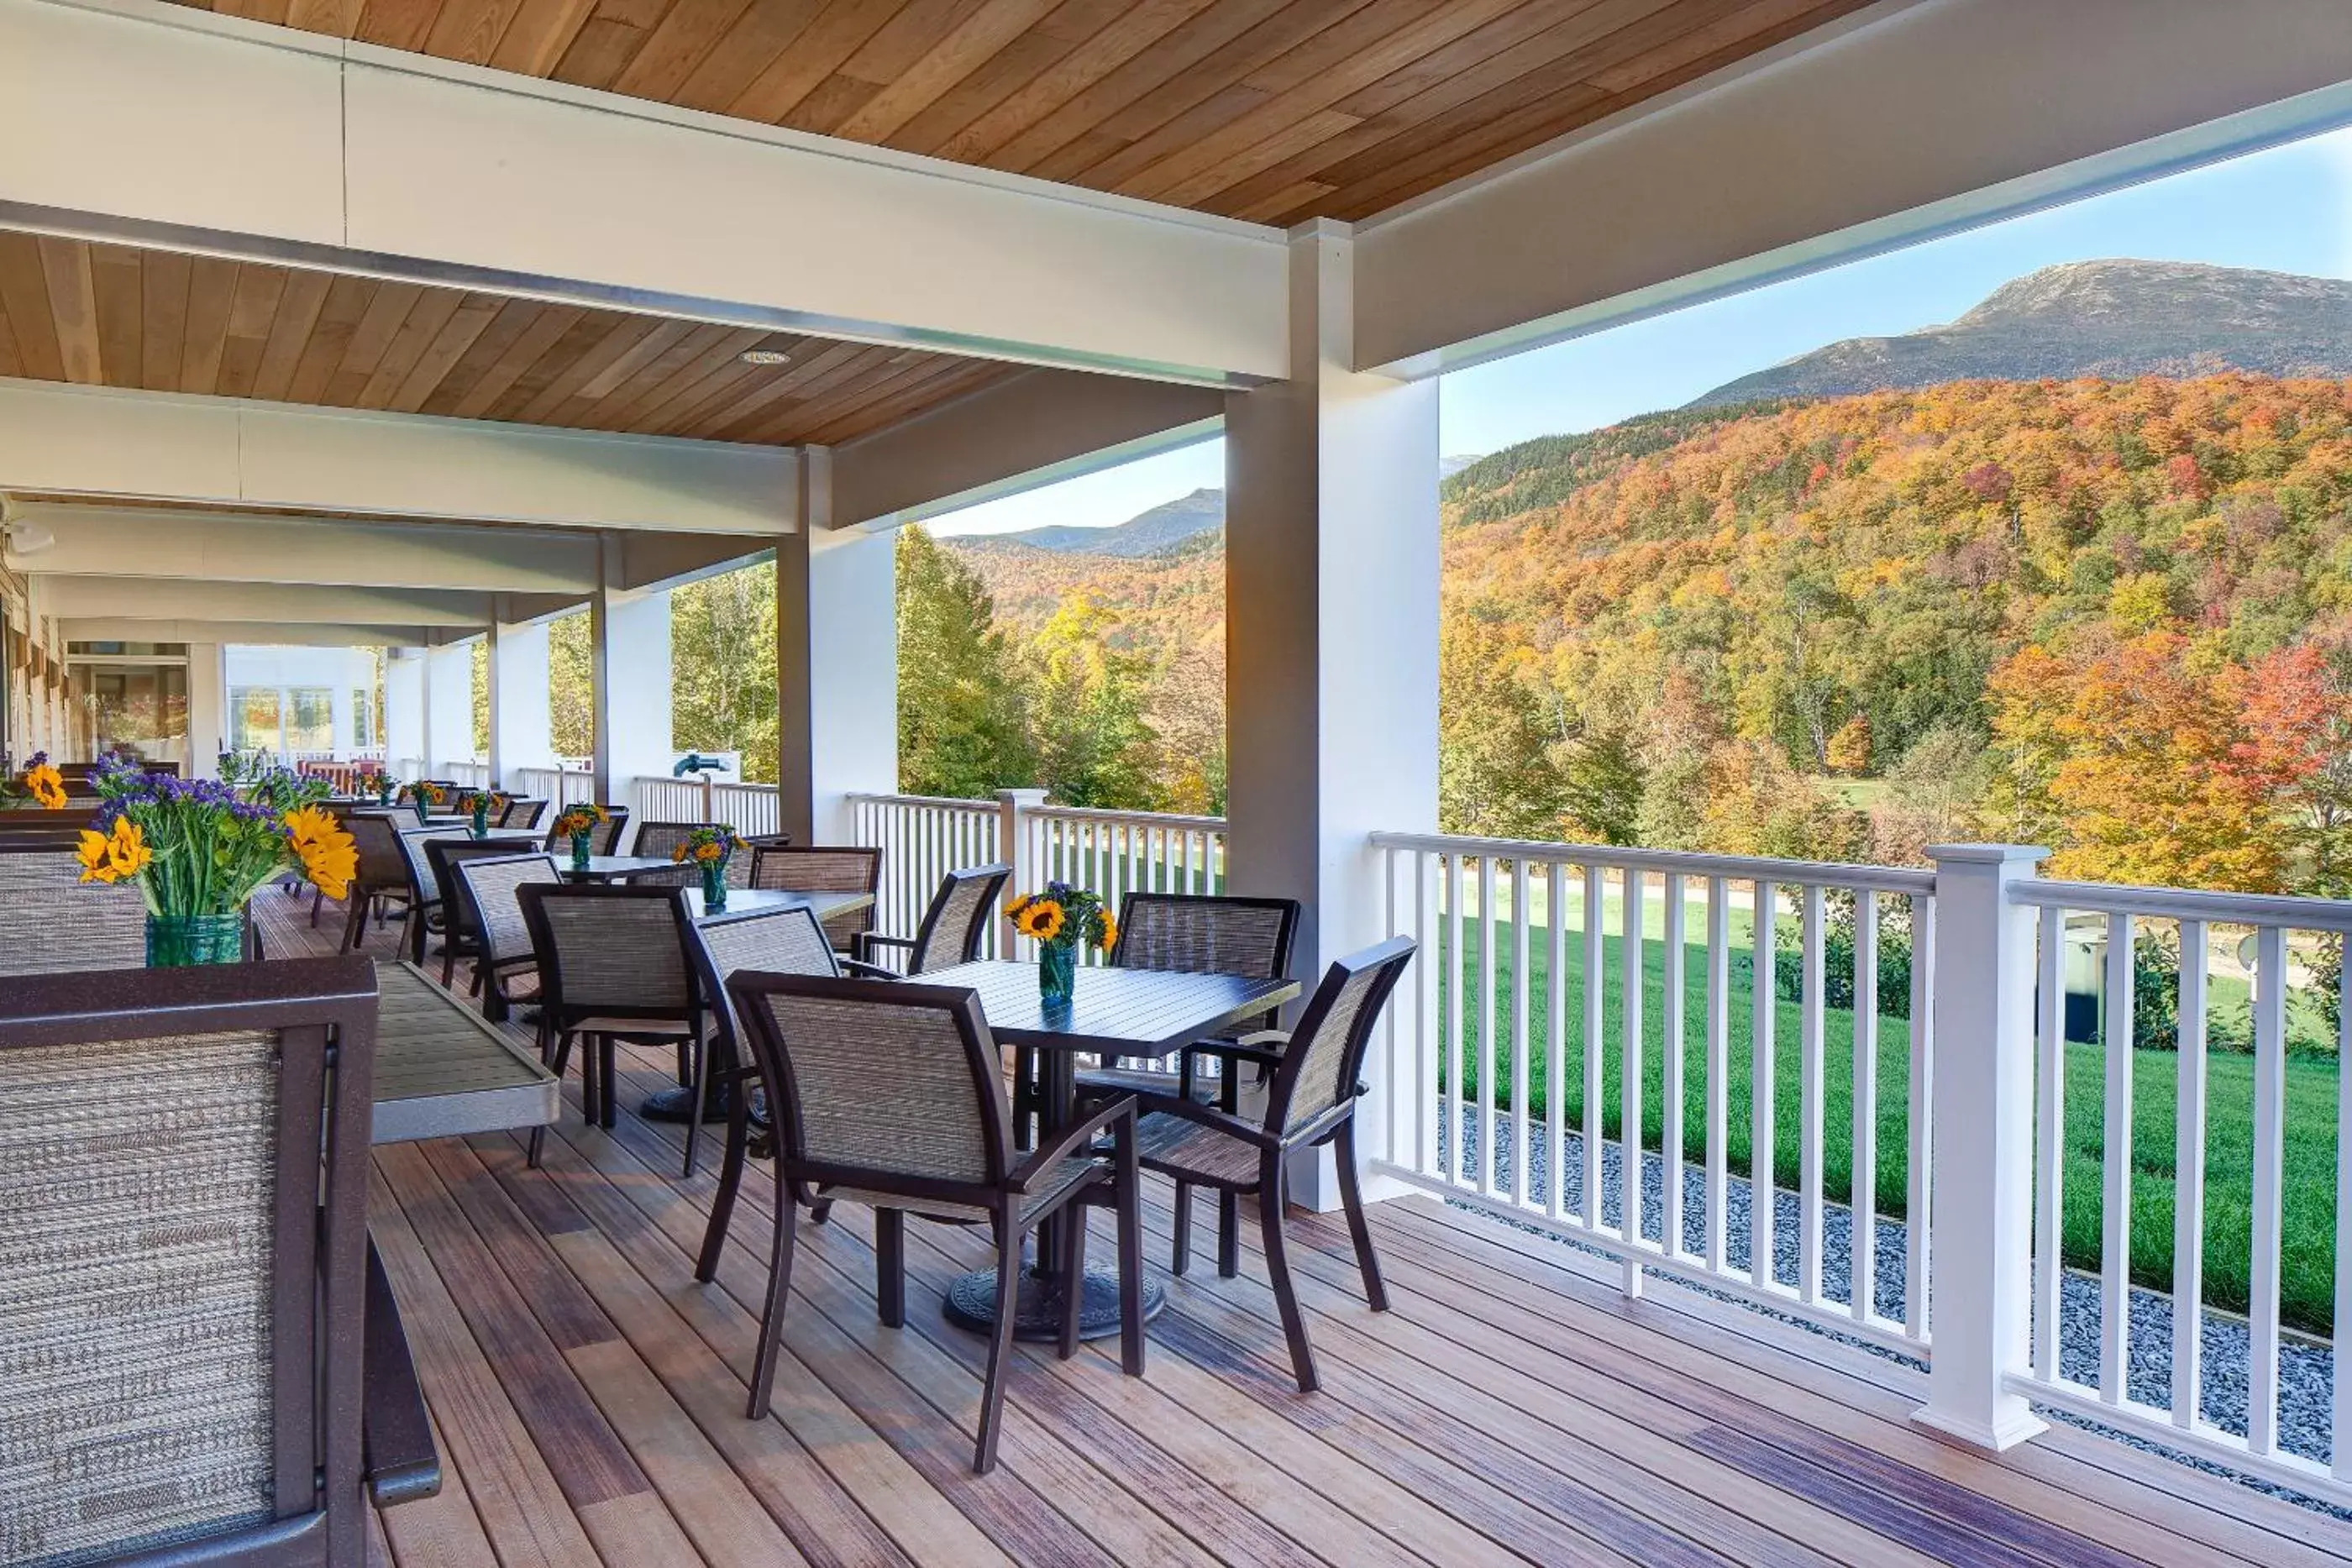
738, 349, 792, 365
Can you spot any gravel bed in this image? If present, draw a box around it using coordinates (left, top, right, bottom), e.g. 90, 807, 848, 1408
1438, 1105, 2340, 1492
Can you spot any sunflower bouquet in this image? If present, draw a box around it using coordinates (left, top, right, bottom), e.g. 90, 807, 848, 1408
352, 763, 394, 805
397, 780, 447, 823
1005, 881, 1116, 1004
0, 750, 69, 810
79, 763, 358, 965
552, 803, 610, 869
454, 789, 505, 837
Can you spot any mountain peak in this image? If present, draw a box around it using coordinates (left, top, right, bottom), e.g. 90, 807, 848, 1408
1690, 259, 2352, 406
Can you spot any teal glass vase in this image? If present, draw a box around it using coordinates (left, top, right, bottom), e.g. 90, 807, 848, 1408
701, 861, 727, 912
147, 912, 244, 967
1038, 940, 1076, 1005
470, 803, 491, 840
569, 831, 593, 872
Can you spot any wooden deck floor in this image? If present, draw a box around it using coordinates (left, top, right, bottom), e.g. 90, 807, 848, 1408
261, 894, 2352, 1568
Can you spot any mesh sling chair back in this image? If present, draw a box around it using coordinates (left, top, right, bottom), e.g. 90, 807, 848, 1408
747, 845, 881, 956
0, 956, 437, 1566
499, 796, 549, 830
337, 811, 415, 954
426, 837, 550, 989
683, 904, 843, 1285
450, 852, 564, 1020
0, 842, 148, 975
726, 971, 1144, 1472
1126, 936, 1415, 1393
541, 805, 630, 856
517, 882, 711, 1177
846, 863, 1011, 977
623, 821, 708, 887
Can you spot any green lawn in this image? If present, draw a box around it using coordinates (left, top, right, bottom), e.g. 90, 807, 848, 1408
1441, 910, 2342, 1336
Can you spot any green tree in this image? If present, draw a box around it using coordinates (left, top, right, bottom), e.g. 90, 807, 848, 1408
549, 611, 593, 760
1025, 593, 1159, 809
1438, 610, 1566, 839
672, 559, 780, 782
895, 526, 1032, 798
1559, 726, 1645, 845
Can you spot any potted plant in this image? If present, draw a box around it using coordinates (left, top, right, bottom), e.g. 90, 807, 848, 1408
1005, 882, 1117, 1004
552, 803, 608, 872
669, 824, 747, 910
78, 757, 358, 966
455, 789, 504, 840
0, 750, 68, 810
352, 763, 392, 805
398, 780, 446, 825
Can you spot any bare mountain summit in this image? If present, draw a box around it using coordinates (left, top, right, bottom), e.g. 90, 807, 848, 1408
1689, 259, 2352, 406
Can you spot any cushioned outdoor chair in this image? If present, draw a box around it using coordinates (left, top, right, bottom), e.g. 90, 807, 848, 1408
1126, 936, 1415, 1393
0, 956, 438, 1565
685, 903, 844, 1282
0, 841, 149, 975
747, 844, 882, 956
517, 882, 709, 1176
451, 851, 564, 1020
726, 970, 1145, 1471
844, 862, 1011, 977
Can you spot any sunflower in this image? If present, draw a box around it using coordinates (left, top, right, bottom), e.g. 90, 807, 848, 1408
284, 805, 357, 901
1096, 911, 1119, 952
74, 828, 117, 884
1014, 898, 1065, 942
104, 817, 150, 880
24, 763, 66, 810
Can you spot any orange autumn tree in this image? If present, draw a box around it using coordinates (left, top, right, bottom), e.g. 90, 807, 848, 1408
1982, 632, 2303, 891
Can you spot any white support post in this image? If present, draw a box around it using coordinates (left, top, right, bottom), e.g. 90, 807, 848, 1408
997, 788, 1049, 947
383, 648, 424, 779
777, 449, 898, 847
488, 604, 555, 792
591, 533, 674, 811
1224, 219, 1441, 1211
1916, 843, 2050, 1451
423, 641, 473, 779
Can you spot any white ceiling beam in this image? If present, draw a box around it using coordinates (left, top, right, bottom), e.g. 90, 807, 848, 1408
831, 370, 1224, 532
4, 503, 596, 593
1355, 0, 2352, 375
62, 617, 444, 647
37, 574, 491, 626
0, 379, 795, 535
2, 0, 1289, 387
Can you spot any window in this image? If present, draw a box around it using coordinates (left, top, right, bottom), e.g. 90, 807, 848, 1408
231, 687, 281, 753
352, 688, 376, 750
286, 688, 334, 753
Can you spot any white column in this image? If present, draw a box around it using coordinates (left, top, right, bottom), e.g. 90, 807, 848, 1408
186, 642, 227, 779
1224, 218, 1441, 1209
591, 533, 674, 810
778, 449, 898, 846
1916, 843, 2050, 1451
488, 605, 555, 790
384, 648, 425, 776
423, 641, 473, 778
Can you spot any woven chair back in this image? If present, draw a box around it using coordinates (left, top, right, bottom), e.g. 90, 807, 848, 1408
686, 904, 840, 1055
1265, 937, 1417, 1137
543, 806, 630, 857
1112, 894, 1299, 1036
907, 863, 1011, 974
454, 853, 564, 965
730, 973, 1010, 1189
748, 846, 881, 952
426, 838, 541, 941
621, 821, 703, 887
0, 846, 148, 976
499, 796, 549, 830
0, 957, 376, 1566
519, 883, 696, 1015
343, 811, 412, 894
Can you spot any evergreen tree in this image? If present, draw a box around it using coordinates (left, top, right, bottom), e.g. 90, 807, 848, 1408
895, 526, 1033, 798
1025, 593, 1159, 809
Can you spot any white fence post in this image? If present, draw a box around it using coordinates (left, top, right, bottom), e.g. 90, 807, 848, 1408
1916, 843, 2050, 1451
996, 789, 1048, 950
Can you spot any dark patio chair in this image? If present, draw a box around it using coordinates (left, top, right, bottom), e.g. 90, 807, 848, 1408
0, 956, 438, 1564
844, 862, 1010, 976
685, 903, 844, 1281
747, 843, 881, 957
517, 882, 709, 1177
624, 819, 706, 886
339, 810, 415, 953
727, 971, 1145, 1471
1068, 893, 1300, 1258
424, 837, 539, 988
542, 804, 630, 855
451, 851, 564, 1020
500, 795, 549, 830
0, 841, 149, 974
1126, 936, 1415, 1392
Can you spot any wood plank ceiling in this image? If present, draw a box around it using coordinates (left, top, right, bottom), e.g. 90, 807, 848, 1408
0, 232, 1016, 447
163, 0, 1876, 226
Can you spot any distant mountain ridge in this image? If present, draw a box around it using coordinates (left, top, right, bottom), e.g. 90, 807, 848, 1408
971, 488, 1224, 558
1690, 260, 2352, 406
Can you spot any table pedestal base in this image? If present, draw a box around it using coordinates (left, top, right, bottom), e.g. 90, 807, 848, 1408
942, 1266, 1164, 1342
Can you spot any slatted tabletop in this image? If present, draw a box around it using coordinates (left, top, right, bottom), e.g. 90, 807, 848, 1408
371, 960, 559, 1145
559, 855, 684, 882
685, 887, 873, 925
918, 959, 1298, 1058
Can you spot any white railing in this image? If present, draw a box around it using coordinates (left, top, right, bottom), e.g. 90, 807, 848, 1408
2004, 874, 2352, 1497
1368, 831, 1936, 1358
444, 761, 491, 789
1020, 805, 1228, 960
848, 793, 1010, 944
515, 765, 596, 809
630, 776, 785, 840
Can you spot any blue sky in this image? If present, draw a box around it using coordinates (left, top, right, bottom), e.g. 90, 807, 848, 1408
931, 124, 2352, 538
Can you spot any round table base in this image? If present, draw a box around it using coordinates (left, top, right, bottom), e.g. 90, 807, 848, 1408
638, 1084, 731, 1124
941, 1266, 1164, 1342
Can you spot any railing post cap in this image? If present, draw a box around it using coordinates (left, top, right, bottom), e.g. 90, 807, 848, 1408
1925, 843, 2049, 867
996, 788, 1050, 805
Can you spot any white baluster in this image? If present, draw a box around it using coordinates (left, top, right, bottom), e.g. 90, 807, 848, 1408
1583, 864, 1604, 1230
2033, 903, 2065, 1383
1799, 883, 1824, 1303
1510, 858, 1531, 1208
1663, 873, 1686, 1258
2172, 918, 2207, 1429
1852, 889, 1879, 1323
2099, 911, 2134, 1406
1753, 878, 1777, 1289
1706, 877, 1730, 1272
2249, 924, 2286, 1455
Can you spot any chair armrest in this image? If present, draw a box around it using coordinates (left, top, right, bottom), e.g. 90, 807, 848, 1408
837, 957, 902, 980
362, 1239, 441, 1508
1183, 1030, 1288, 1070
1134, 1092, 1283, 1151
1010, 1096, 1135, 1190
858, 933, 916, 952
